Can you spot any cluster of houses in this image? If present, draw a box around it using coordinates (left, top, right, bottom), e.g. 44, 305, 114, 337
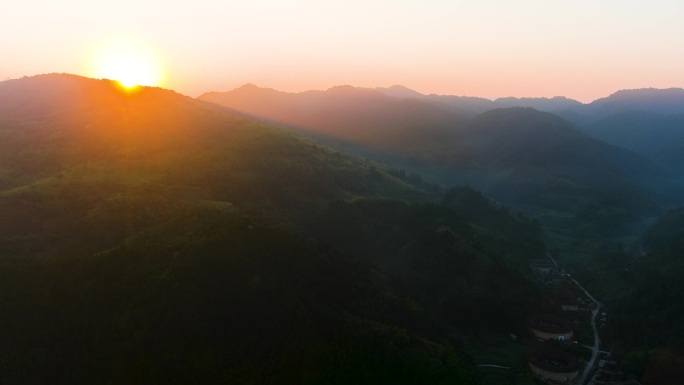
590, 357, 641, 385
524, 257, 639, 385
526, 257, 590, 383
527, 313, 580, 382
528, 347, 580, 383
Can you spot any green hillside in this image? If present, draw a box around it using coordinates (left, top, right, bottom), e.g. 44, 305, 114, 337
458, 108, 679, 234
608, 208, 684, 384
0, 74, 550, 384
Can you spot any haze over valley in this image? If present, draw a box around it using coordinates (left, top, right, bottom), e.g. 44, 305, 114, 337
2, 1, 684, 384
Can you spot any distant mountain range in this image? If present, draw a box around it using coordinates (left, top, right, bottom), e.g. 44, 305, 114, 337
199, 84, 466, 148
377, 87, 684, 145
200, 84, 684, 237
310, 84, 684, 119
200, 83, 684, 172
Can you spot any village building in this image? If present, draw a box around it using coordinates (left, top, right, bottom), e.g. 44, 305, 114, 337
555, 292, 580, 312
528, 348, 580, 382
528, 314, 574, 341
529, 259, 555, 275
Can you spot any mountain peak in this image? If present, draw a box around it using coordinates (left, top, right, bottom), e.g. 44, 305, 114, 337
322, 85, 388, 100
325, 85, 358, 93
590, 87, 684, 116
374, 85, 424, 99
236, 83, 261, 90
606, 87, 684, 99
232, 83, 283, 94
0, 72, 232, 125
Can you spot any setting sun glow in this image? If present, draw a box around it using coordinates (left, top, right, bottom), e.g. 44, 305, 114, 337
90, 38, 164, 89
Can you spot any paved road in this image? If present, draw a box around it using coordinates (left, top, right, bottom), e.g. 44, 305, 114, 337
547, 252, 560, 273
546, 253, 601, 385
572, 278, 601, 385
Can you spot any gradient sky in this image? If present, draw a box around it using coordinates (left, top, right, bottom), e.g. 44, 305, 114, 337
2, 0, 683, 102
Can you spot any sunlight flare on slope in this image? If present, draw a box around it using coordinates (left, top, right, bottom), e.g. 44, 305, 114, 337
89, 36, 165, 89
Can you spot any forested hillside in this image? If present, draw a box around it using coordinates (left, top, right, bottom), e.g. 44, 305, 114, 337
609, 208, 684, 384
0, 74, 549, 384
582, 112, 684, 181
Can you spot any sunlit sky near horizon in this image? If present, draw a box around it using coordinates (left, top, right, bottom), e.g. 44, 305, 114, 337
2, 0, 683, 102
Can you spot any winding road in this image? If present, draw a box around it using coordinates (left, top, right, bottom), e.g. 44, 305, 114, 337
547, 254, 601, 385
572, 278, 600, 385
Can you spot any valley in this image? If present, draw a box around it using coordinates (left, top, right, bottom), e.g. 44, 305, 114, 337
201, 81, 684, 385
1, 74, 683, 385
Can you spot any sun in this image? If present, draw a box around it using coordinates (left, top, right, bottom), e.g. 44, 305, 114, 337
89, 37, 165, 89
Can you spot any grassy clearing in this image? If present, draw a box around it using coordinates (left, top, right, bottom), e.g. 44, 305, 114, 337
478, 367, 543, 385
467, 334, 528, 367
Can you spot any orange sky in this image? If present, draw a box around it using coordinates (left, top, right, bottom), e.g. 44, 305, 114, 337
2, 1, 683, 102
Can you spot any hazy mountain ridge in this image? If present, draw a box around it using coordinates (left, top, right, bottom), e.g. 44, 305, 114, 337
200, 84, 684, 175
234, 83, 684, 119
459, 109, 684, 236
360, 87, 586, 116
201, 83, 684, 121
588, 88, 684, 117
578, 86, 684, 191
201, 84, 684, 238
428, 86, 684, 118
581, 111, 684, 181
200, 83, 467, 155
